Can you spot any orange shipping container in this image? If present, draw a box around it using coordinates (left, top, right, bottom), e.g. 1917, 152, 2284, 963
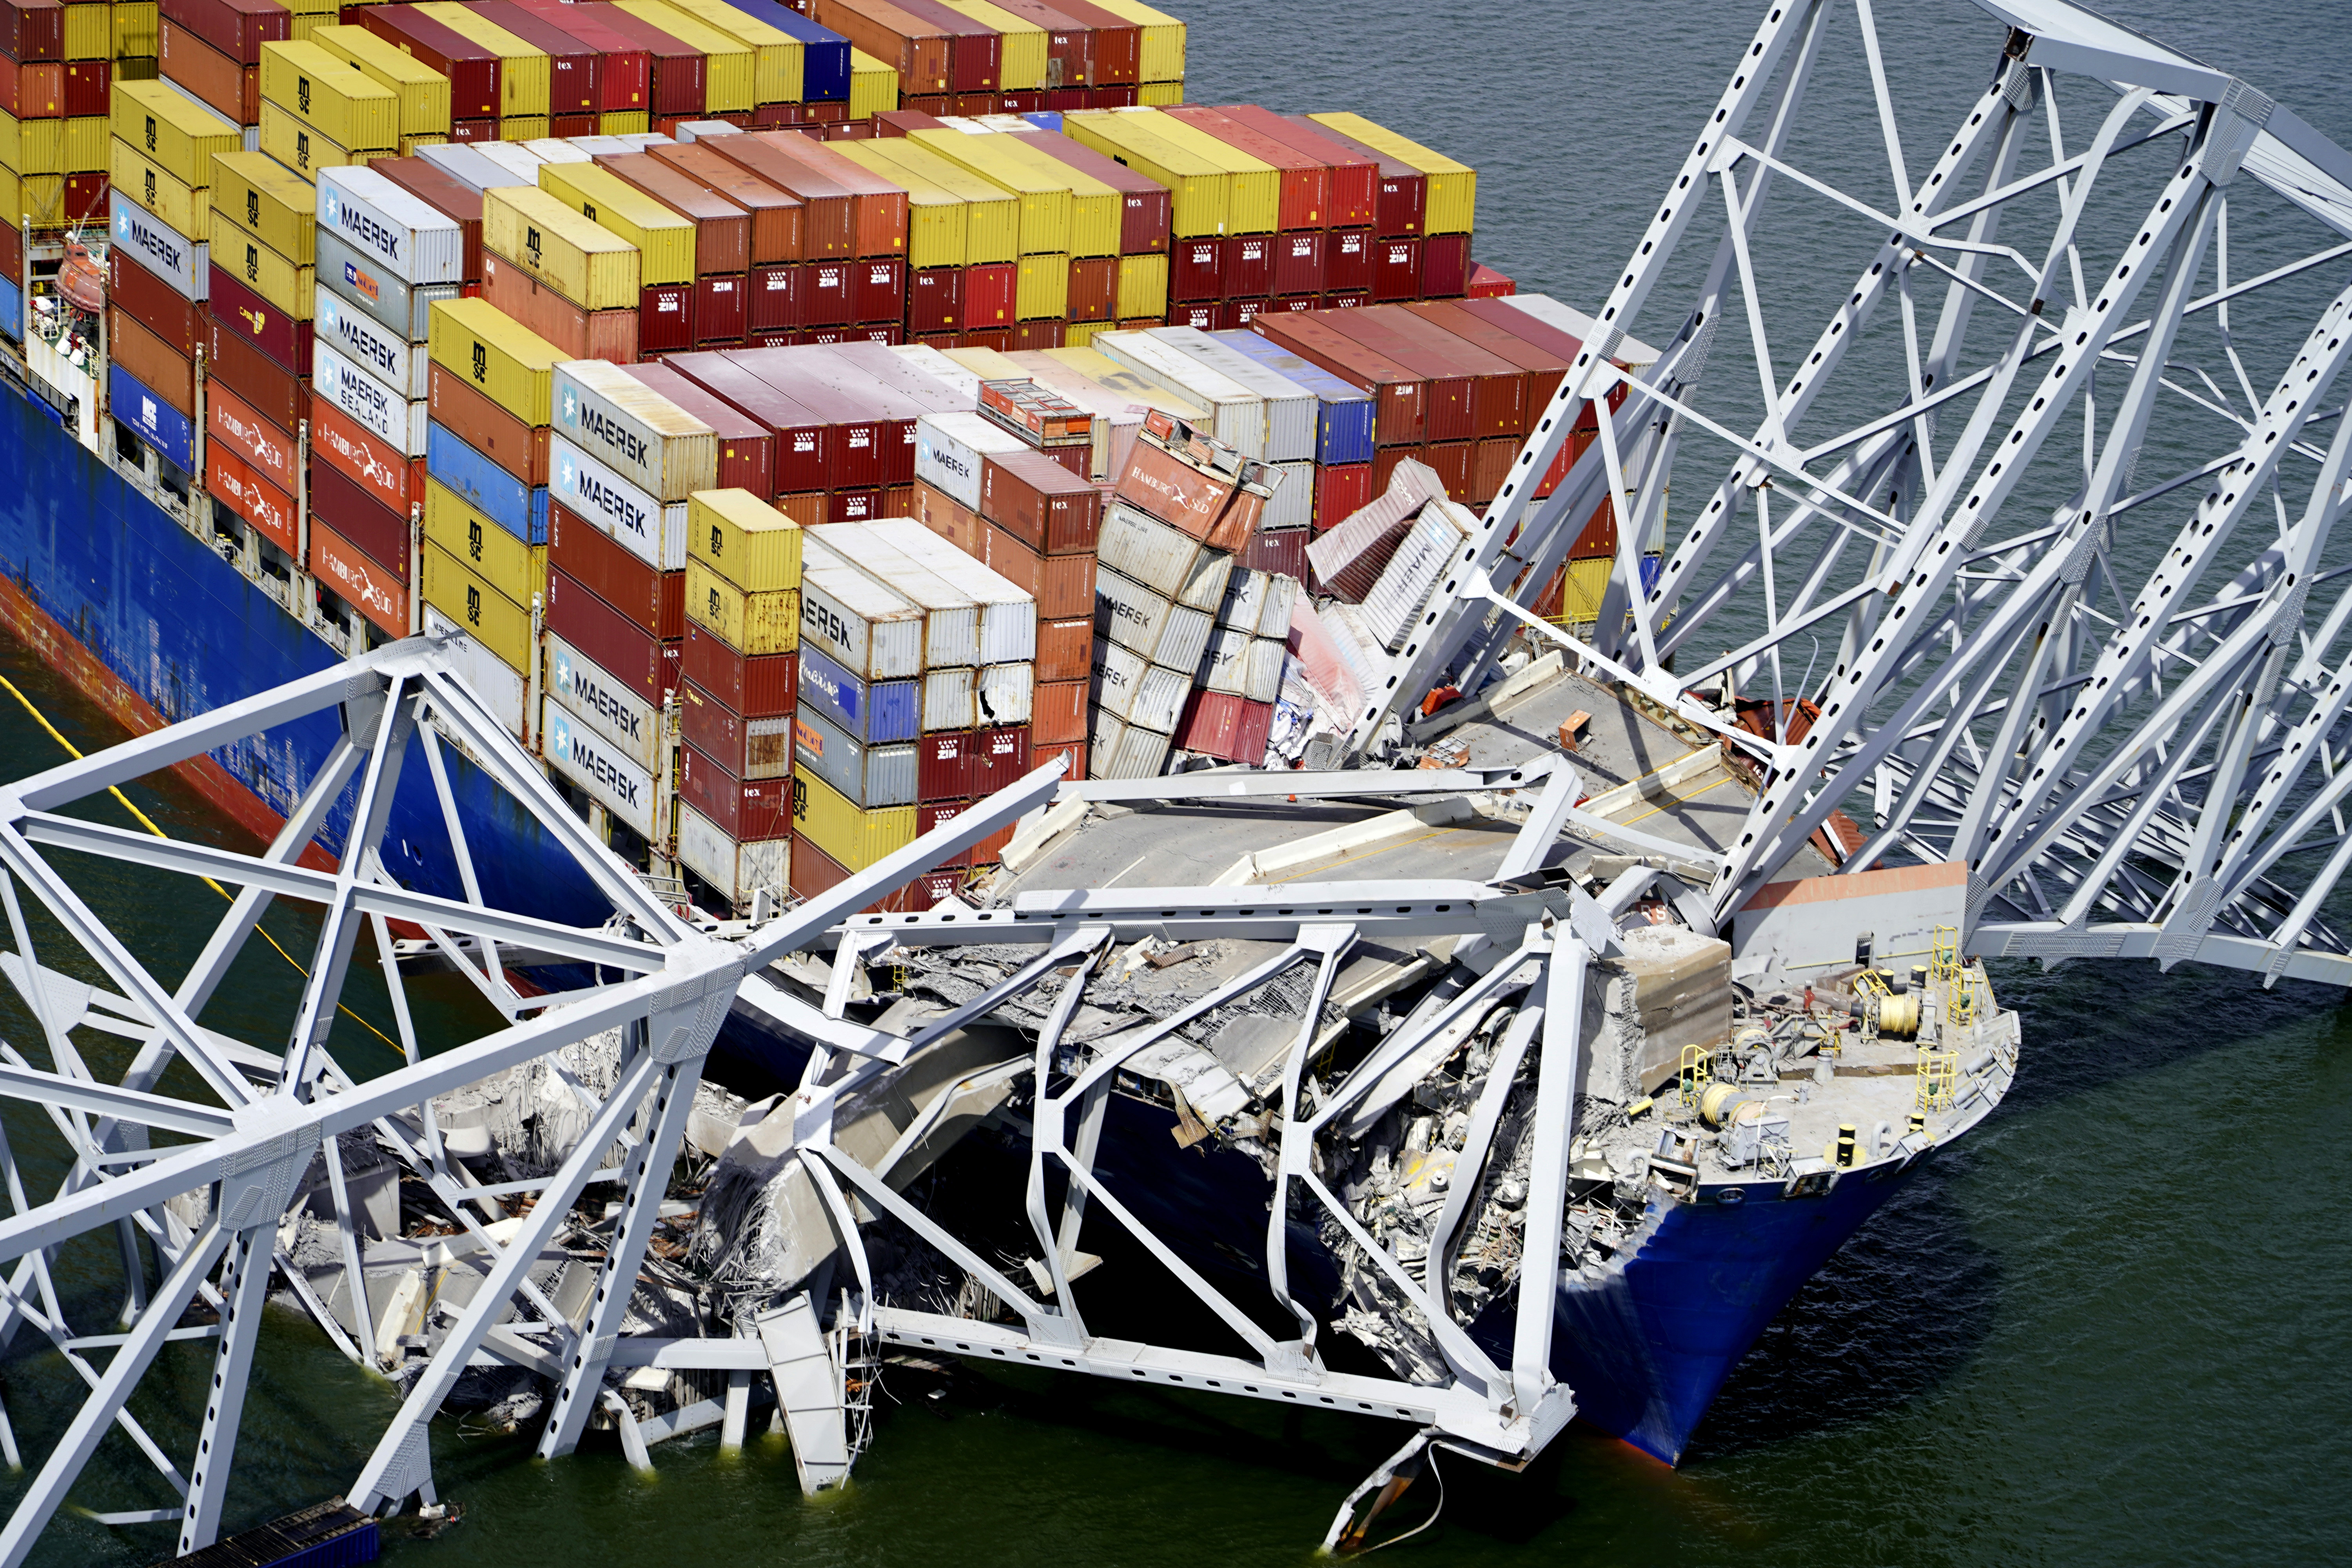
205, 444, 298, 556
311, 514, 412, 638
208, 383, 301, 499
312, 392, 425, 517
482, 249, 641, 364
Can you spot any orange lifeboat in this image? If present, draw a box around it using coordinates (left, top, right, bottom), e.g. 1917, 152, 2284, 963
57, 239, 105, 316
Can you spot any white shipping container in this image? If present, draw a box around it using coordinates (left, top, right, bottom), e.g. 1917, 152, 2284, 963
889, 342, 983, 404
799, 557, 925, 681
1363, 502, 1474, 652
1256, 572, 1299, 640
1241, 636, 1287, 705
111, 194, 209, 303
316, 226, 455, 343
923, 664, 975, 733
677, 802, 790, 909
542, 701, 659, 839
316, 165, 466, 286
976, 661, 1032, 726
1099, 501, 1231, 611
312, 339, 427, 456
1091, 640, 1144, 721
1199, 626, 1250, 696
1096, 565, 1214, 674
316, 283, 429, 399
1122, 656, 1189, 734
1216, 568, 1267, 633
1265, 460, 1315, 530
865, 519, 1037, 664
471, 141, 546, 185
551, 436, 688, 571
423, 606, 524, 736
1093, 330, 1267, 458
807, 528, 980, 670
553, 360, 719, 502
546, 631, 662, 771
914, 410, 1028, 513
1091, 708, 1127, 753
1101, 718, 1174, 779
1145, 326, 1319, 461
794, 703, 918, 808
523, 137, 594, 163
1318, 601, 1388, 696
413, 140, 516, 192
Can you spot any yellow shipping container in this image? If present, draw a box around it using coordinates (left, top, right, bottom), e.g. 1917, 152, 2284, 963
111, 79, 240, 191
903, 130, 1069, 256
290, 14, 324, 42
259, 102, 385, 179
1137, 80, 1180, 106
211, 206, 316, 318
599, 111, 651, 137
0, 167, 15, 224
429, 296, 564, 427
62, 3, 108, 60
1310, 111, 1475, 234
1064, 319, 1111, 349
613, 1, 755, 114
1557, 556, 1610, 626
934, 0, 1044, 91
481, 184, 641, 310
1115, 251, 1167, 319
425, 480, 548, 610
501, 115, 550, 142
210, 150, 315, 266
401, 134, 450, 154
109, 137, 203, 234
64, 116, 106, 172
8, 114, 64, 177
1063, 110, 1226, 237
944, 344, 1025, 381
1136, 109, 1276, 234
793, 768, 913, 873
414, 1, 551, 118
849, 136, 1013, 265
1015, 251, 1066, 321
688, 490, 802, 594
536, 161, 695, 287
831, 142, 965, 270
20, 175, 61, 225
663, 0, 801, 105
112, 2, 160, 56
686, 558, 797, 654
312, 25, 452, 138
951, 129, 1118, 256
421, 543, 534, 674
1089, 0, 1183, 83
259, 41, 400, 151
848, 49, 896, 120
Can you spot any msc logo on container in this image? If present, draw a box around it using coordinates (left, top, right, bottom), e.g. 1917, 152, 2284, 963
296, 131, 312, 171
465, 584, 483, 626
246, 191, 260, 228
143, 169, 156, 206
245, 241, 259, 283
472, 341, 488, 384
524, 225, 544, 270
467, 518, 485, 564
143, 115, 156, 152
298, 76, 312, 115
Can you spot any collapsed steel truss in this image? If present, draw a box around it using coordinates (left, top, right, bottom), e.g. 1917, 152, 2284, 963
1376, 0, 2352, 984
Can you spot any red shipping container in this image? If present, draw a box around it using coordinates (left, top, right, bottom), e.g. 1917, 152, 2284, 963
979, 522, 1092, 619
345, 4, 501, 119
108, 245, 200, 355
1016, 129, 1169, 254
749, 262, 804, 330
1252, 313, 1426, 446
1272, 230, 1325, 297
640, 280, 696, 353
209, 261, 313, 376
312, 393, 419, 516
1047, 0, 1134, 82
853, 256, 904, 323
1328, 291, 1370, 309
210, 382, 301, 499
984, 0, 1089, 87
1174, 689, 1270, 765
682, 743, 790, 840
1219, 298, 1267, 331
1066, 254, 1114, 322
550, 502, 681, 640
1214, 105, 1377, 229
161, 18, 257, 125
1348, 304, 1525, 436
789, 831, 951, 915
1314, 460, 1373, 531
469, 1, 599, 118
1032, 679, 1085, 744
1165, 301, 1214, 331
917, 730, 973, 802
971, 724, 1031, 797
509, 0, 650, 113
828, 487, 882, 523
561, 1, 701, 116
376, 156, 486, 279
1371, 236, 1422, 303
310, 515, 411, 639
1238, 526, 1307, 578
908, 264, 960, 334
60, 58, 103, 116
965, 260, 1016, 327
698, 132, 852, 256
1223, 234, 1272, 299
62, 172, 106, 224
662, 350, 831, 492
1263, 295, 1318, 317
886, 0, 998, 92
1033, 739, 1086, 782
1011, 318, 1063, 351
1288, 116, 1424, 238
913, 800, 971, 869
161, 0, 283, 64
962, 327, 1013, 352
647, 141, 807, 264
544, 564, 673, 706
1326, 228, 1372, 295
0, 0, 62, 64
1167, 105, 1331, 230
1466, 263, 1514, 299
3, 58, 60, 118
1169, 235, 1220, 303
1422, 234, 1470, 299
207, 315, 301, 434
308, 457, 411, 577
811, 0, 952, 95
679, 681, 791, 780
205, 443, 297, 555
620, 359, 773, 496
430, 365, 550, 487
551, 113, 597, 138
450, 118, 495, 143
682, 621, 798, 716
805, 258, 852, 326
483, 250, 640, 362
1037, 615, 1089, 682
693, 273, 748, 344
727, 348, 887, 488
1471, 436, 1515, 506
913, 476, 984, 555
980, 446, 1100, 554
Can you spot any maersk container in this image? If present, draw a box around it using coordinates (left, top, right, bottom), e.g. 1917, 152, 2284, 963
1097, 641, 1184, 732
914, 407, 1027, 513
543, 699, 659, 838
1256, 569, 1299, 638
1240, 635, 1284, 704
314, 339, 427, 455
1361, 499, 1470, 652
552, 360, 719, 501
551, 622, 673, 777
976, 661, 1032, 726
921, 663, 973, 733
317, 284, 428, 398
111, 192, 209, 303
677, 803, 790, 909
807, 526, 978, 670
1096, 715, 1172, 780
796, 703, 917, 811
317, 163, 465, 286
864, 516, 1036, 662
552, 434, 687, 570
1098, 500, 1230, 611
799, 643, 921, 745
1215, 565, 1265, 630
1198, 625, 1249, 695
1094, 561, 1211, 674
799, 555, 923, 679
1147, 325, 1316, 461
429, 423, 548, 543
1092, 329, 1265, 458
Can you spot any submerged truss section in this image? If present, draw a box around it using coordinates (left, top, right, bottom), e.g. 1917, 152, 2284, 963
1373, 0, 2352, 984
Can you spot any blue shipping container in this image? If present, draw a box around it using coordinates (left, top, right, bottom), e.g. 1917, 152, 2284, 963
724, 0, 852, 101
1210, 329, 1376, 466
428, 421, 548, 543
798, 645, 921, 746
1020, 112, 1063, 132
0, 276, 20, 343
110, 364, 195, 472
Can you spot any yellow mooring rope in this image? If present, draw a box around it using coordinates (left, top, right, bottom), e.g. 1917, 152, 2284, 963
0, 671, 404, 1055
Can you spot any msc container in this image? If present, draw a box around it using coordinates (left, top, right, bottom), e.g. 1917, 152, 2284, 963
1094, 561, 1209, 672
421, 540, 533, 671
688, 486, 802, 591
1359, 499, 1470, 652
314, 338, 426, 453
424, 476, 544, 607
208, 205, 315, 322
798, 643, 919, 745
644, 139, 806, 264
675, 804, 790, 908
684, 619, 800, 716
797, 553, 922, 679
111, 136, 207, 241
111, 190, 208, 302
480, 184, 641, 309
552, 434, 686, 569
346, 5, 503, 122
679, 679, 793, 780
552, 359, 719, 501
256, 99, 377, 179
311, 23, 454, 139
795, 702, 916, 809
547, 629, 662, 770
111, 78, 240, 191
592, 150, 751, 276
913, 408, 1025, 513
550, 499, 679, 637
811, 0, 950, 96
793, 764, 915, 871
316, 283, 427, 396
428, 294, 563, 426
314, 163, 464, 290
158, 0, 283, 65
210, 150, 313, 269
536, 158, 695, 286
685, 555, 797, 654
260, 40, 398, 150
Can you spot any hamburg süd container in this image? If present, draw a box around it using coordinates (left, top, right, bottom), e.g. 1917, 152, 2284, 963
314, 337, 426, 454
798, 642, 920, 745
317, 162, 465, 285
554, 359, 721, 501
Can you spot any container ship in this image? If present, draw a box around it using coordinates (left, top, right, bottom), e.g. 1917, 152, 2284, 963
0, 0, 2013, 1474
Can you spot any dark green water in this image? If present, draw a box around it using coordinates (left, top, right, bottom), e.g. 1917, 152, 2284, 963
7, 0, 2352, 1558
